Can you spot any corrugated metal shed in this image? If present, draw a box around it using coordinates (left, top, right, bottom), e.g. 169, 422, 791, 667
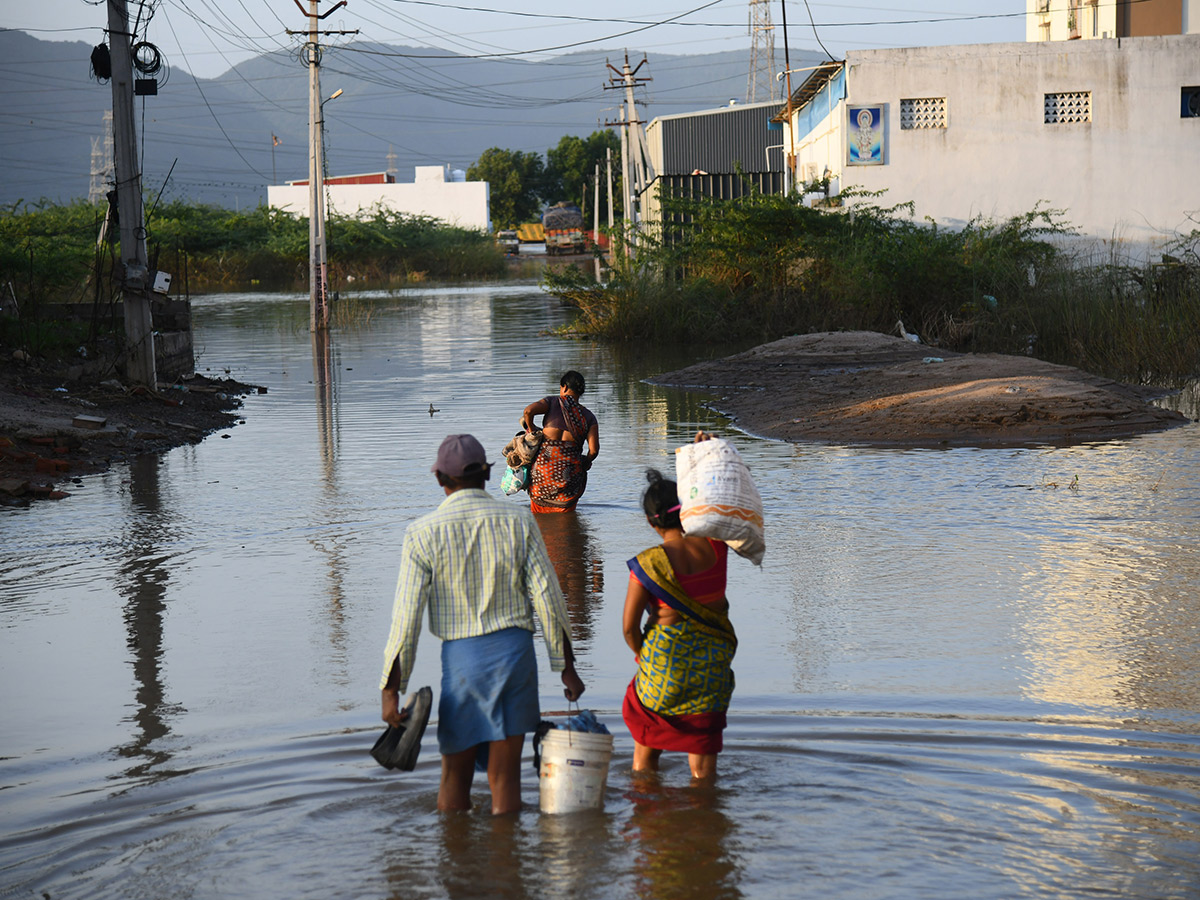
647, 101, 784, 176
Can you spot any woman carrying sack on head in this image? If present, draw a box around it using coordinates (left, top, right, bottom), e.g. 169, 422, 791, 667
621, 448, 736, 781
519, 370, 599, 513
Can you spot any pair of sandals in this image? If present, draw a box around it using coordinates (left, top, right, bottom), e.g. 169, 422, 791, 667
370, 686, 433, 771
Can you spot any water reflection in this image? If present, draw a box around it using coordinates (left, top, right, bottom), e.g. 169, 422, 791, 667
114, 454, 182, 784
534, 511, 604, 652
431, 813, 531, 900
1018, 516, 1200, 712
311, 328, 351, 691
624, 780, 743, 900
1154, 379, 1200, 421
312, 328, 337, 479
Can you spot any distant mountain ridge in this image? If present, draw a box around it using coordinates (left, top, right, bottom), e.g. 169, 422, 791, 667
1, 29, 823, 209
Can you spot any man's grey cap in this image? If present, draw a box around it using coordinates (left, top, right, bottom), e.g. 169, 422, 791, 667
432, 433, 492, 477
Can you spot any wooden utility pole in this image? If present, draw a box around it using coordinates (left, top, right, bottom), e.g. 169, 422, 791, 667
107, 0, 157, 387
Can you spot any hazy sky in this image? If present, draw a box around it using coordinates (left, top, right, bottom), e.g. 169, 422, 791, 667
9, 0, 1025, 79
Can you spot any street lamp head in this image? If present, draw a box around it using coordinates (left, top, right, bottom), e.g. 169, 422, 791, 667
328, 88, 343, 102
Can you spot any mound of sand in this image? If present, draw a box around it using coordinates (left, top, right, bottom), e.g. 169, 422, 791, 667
649, 332, 1188, 446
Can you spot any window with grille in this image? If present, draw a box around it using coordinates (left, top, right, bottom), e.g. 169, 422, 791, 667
900, 97, 947, 130
1044, 91, 1091, 123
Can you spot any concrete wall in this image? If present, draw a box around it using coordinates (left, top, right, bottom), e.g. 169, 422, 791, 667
784, 34, 1200, 257
268, 166, 490, 231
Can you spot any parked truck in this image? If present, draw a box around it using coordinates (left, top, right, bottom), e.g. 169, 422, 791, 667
542, 202, 586, 255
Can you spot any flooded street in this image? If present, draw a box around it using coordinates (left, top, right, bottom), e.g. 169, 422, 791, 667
3, 283, 1200, 899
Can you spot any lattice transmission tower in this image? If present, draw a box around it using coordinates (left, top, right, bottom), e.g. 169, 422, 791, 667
88, 110, 114, 205
747, 0, 778, 103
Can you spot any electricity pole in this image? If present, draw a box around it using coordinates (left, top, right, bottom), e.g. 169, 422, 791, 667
780, 0, 797, 193
606, 146, 613, 232
107, 0, 156, 387
605, 54, 655, 238
288, 0, 355, 332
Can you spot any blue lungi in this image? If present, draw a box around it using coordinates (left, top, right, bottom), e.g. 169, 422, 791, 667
438, 627, 541, 759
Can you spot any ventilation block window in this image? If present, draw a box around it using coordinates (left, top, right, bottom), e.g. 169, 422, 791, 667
900, 97, 947, 130
1044, 91, 1091, 124
1183, 87, 1200, 119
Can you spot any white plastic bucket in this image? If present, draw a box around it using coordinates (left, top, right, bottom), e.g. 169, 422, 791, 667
537, 729, 613, 813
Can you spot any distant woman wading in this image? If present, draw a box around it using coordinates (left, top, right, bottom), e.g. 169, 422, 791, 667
520, 371, 599, 513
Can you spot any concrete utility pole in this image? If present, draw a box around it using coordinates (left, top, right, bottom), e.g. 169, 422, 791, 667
288, 0, 354, 333
593, 163, 601, 280
107, 0, 157, 387
606, 147, 614, 232
780, 0, 798, 193
605, 55, 656, 238
618, 106, 631, 231
307, 1, 329, 333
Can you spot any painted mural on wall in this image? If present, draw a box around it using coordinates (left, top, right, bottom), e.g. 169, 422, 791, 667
847, 104, 885, 166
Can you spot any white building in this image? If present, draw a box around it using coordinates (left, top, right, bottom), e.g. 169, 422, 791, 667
1026, 0, 1198, 43
779, 34, 1200, 257
268, 165, 491, 232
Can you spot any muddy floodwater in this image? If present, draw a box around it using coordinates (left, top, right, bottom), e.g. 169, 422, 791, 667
3, 283, 1200, 899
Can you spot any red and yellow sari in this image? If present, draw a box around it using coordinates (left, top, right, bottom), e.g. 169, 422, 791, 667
622, 546, 737, 754
529, 395, 590, 513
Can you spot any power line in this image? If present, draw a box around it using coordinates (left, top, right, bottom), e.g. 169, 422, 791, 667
339, 0, 725, 59
160, 4, 268, 179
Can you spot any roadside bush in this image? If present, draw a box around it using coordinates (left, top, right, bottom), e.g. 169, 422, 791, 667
545, 187, 1200, 384
0, 199, 506, 304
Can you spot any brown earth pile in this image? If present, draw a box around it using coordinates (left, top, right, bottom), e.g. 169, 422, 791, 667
649, 331, 1188, 447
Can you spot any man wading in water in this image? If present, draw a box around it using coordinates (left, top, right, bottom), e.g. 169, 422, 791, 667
380, 433, 585, 814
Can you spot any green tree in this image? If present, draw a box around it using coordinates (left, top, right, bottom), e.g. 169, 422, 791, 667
466, 148, 546, 228
545, 130, 622, 213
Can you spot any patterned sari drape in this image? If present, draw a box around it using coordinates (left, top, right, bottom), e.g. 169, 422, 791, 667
622, 545, 737, 754
528, 395, 590, 513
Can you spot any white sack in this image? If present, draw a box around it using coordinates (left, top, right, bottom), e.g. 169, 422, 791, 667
675, 438, 765, 565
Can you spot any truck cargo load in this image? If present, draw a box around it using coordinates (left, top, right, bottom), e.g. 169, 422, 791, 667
542, 202, 586, 255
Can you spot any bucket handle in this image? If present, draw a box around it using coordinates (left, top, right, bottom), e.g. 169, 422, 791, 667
566, 699, 579, 747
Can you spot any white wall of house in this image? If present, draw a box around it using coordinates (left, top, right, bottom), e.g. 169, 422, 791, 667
1026, 0, 1198, 42
268, 166, 490, 231
1026, 0, 1118, 42
783, 34, 1200, 257
791, 67, 846, 196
